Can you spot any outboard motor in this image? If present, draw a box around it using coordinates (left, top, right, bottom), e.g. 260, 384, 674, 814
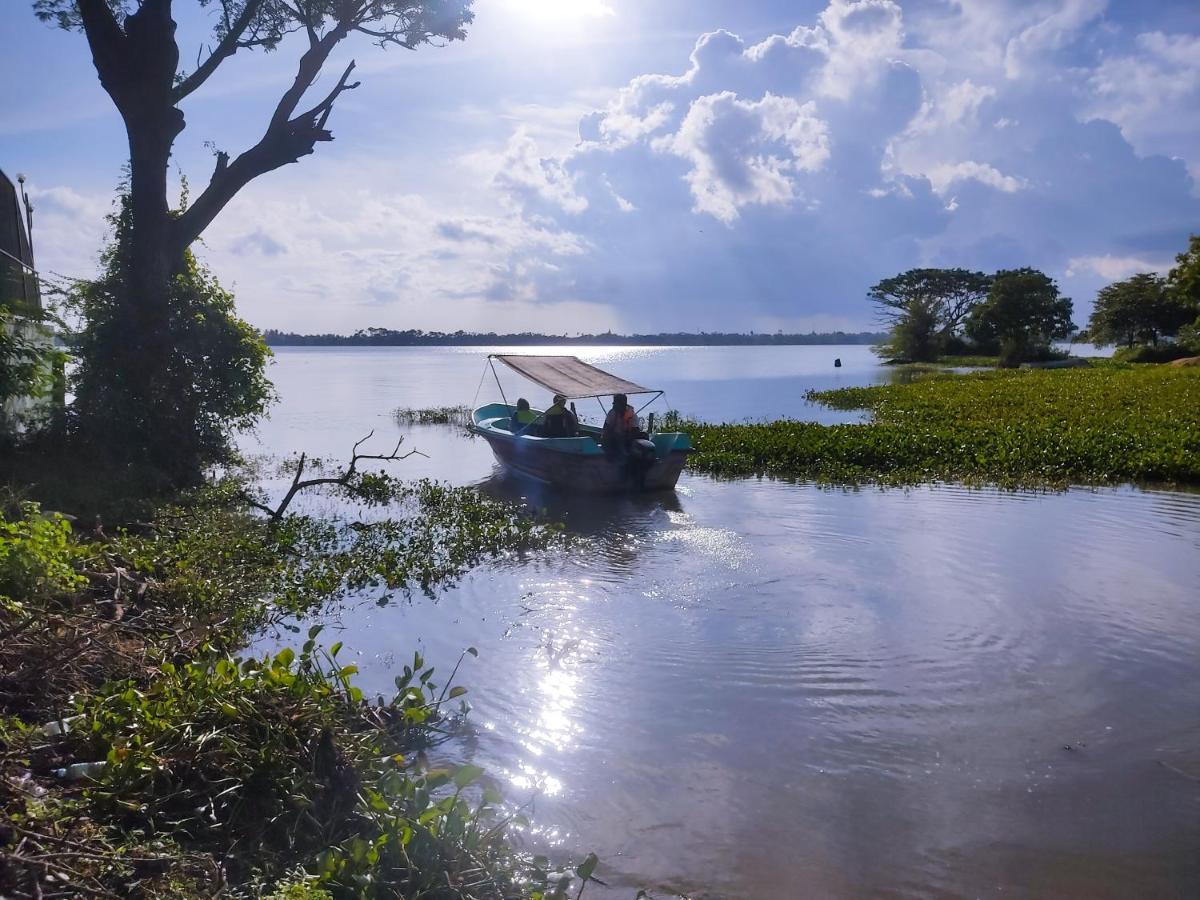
629, 438, 657, 489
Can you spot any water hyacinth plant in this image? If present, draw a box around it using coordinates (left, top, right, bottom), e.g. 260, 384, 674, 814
681, 364, 1200, 488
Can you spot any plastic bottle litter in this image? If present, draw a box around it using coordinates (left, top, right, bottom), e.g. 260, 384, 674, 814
40, 715, 82, 738
53, 761, 107, 781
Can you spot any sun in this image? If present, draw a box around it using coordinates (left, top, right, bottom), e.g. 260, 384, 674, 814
497, 0, 616, 27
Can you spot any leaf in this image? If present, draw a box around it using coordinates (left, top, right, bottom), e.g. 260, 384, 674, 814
576, 852, 598, 881
466, 646, 478, 657
453, 764, 485, 789
448, 686, 468, 699
330, 641, 343, 657
308, 624, 323, 639
275, 647, 295, 668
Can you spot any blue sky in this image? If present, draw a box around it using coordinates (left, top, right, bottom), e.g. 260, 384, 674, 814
2, 0, 1199, 333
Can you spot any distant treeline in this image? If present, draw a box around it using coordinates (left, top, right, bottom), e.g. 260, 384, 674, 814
262, 328, 887, 347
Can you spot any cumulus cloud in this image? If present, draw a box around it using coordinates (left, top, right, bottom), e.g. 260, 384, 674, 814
1003, 0, 1106, 78
462, 0, 1200, 327
1086, 31, 1200, 180
654, 92, 830, 222
489, 128, 587, 214
26, 0, 1200, 333
1065, 254, 1172, 281
926, 161, 1024, 195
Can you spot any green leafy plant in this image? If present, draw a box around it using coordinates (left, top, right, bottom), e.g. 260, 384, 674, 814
65, 195, 275, 487
0, 307, 65, 437
0, 502, 85, 607
679, 364, 1200, 488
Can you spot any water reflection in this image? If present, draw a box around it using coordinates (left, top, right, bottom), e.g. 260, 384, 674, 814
252, 348, 1200, 899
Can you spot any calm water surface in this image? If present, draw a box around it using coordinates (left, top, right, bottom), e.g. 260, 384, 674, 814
251, 346, 1200, 899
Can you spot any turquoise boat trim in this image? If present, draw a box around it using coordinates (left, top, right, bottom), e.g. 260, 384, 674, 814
471, 403, 692, 458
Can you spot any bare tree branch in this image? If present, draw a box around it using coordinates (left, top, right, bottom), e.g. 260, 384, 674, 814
173, 0, 269, 102
295, 60, 360, 130
243, 431, 427, 523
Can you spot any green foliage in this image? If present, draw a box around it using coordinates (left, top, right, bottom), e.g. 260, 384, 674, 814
34, 0, 475, 51
966, 268, 1074, 366
1111, 343, 1199, 364
877, 296, 940, 362
1167, 234, 1200, 309
102, 475, 558, 637
1087, 272, 1193, 348
1, 478, 573, 897
0, 307, 64, 436
0, 502, 86, 607
394, 405, 473, 427
65, 196, 274, 485
681, 365, 1200, 487
869, 268, 992, 362
65, 636, 551, 895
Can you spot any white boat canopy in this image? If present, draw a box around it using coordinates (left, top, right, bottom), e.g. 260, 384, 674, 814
491, 354, 655, 399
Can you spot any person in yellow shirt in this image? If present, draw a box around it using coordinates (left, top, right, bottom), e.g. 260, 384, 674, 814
512, 397, 537, 432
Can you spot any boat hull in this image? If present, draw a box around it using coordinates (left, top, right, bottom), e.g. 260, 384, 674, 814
470, 404, 691, 494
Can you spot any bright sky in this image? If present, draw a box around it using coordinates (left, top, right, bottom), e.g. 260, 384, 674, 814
2, 0, 1199, 334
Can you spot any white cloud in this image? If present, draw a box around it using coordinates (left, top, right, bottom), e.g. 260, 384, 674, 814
654, 92, 830, 223
1003, 0, 1107, 78
1086, 31, 1200, 180
488, 128, 588, 214
1065, 254, 1171, 281
926, 160, 1024, 194
25, 0, 1200, 335
27, 185, 111, 283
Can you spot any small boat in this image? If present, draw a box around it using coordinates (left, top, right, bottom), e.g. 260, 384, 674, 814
469, 354, 692, 493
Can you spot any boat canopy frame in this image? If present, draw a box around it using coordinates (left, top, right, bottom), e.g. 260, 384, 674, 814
477, 354, 665, 417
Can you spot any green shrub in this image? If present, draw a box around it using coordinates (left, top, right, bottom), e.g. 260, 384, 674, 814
69, 636, 553, 896
0, 502, 85, 607
66, 196, 274, 486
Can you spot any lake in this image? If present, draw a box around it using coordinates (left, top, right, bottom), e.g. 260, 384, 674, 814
251, 345, 1200, 898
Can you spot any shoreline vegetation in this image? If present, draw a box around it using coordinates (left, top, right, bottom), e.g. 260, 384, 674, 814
390, 363, 1200, 489
262, 328, 887, 347
680, 363, 1200, 488
0, 467, 616, 898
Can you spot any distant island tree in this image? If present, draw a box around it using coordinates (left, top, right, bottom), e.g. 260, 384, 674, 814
1085, 236, 1200, 362
1166, 235, 1200, 358
34, 0, 473, 483
966, 268, 1074, 366
868, 268, 992, 362
261, 328, 889, 347
869, 266, 1075, 366
1087, 273, 1192, 348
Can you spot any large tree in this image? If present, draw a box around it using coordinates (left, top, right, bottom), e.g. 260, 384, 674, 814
868, 268, 992, 361
868, 269, 992, 335
35, 0, 472, 476
1087, 272, 1193, 348
966, 268, 1074, 366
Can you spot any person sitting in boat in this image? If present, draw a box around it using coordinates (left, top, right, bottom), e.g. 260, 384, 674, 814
601, 393, 637, 457
512, 397, 538, 433
542, 393, 578, 438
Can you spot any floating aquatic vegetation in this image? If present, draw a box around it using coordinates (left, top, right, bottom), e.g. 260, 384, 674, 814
682, 364, 1200, 488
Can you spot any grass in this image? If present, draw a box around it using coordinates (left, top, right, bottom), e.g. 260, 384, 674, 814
682, 364, 1200, 488
394, 405, 473, 428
